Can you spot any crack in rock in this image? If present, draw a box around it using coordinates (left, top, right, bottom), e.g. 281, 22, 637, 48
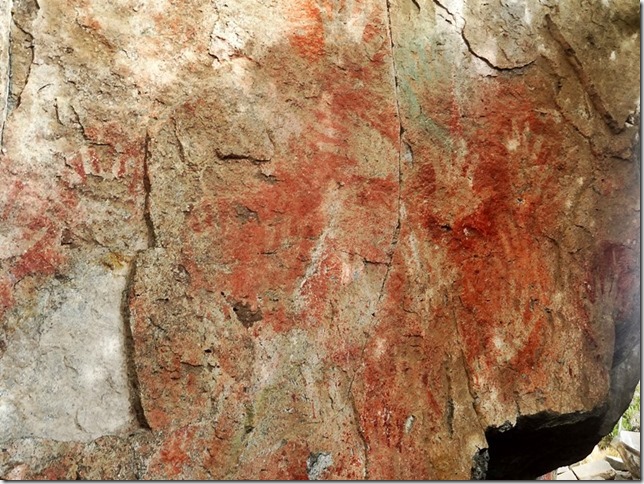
120, 258, 151, 431
142, 132, 157, 249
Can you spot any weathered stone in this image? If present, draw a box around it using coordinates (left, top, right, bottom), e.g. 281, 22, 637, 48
605, 455, 628, 472
557, 468, 578, 480
0, 249, 136, 442
571, 460, 616, 481
0, 0, 639, 480
615, 470, 634, 480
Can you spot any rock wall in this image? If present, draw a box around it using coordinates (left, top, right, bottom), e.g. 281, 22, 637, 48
0, 0, 639, 479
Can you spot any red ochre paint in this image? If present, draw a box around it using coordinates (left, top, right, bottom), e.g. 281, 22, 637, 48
178, 45, 399, 330
287, 0, 325, 60
423, 81, 564, 370
350, 74, 624, 476
155, 426, 197, 478
11, 228, 66, 281
0, 277, 14, 319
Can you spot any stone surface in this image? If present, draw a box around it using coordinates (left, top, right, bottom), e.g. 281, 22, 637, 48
557, 468, 578, 480
605, 455, 628, 472
0, 250, 135, 442
614, 470, 635, 480
0, 0, 639, 480
571, 460, 616, 480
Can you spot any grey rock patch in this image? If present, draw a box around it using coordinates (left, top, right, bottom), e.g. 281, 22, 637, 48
0, 250, 135, 442
306, 452, 333, 480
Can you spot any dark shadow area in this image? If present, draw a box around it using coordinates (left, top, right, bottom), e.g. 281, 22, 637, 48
482, 410, 604, 480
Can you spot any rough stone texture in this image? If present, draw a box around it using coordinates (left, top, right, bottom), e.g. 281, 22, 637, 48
1, 249, 135, 442
0, 0, 639, 480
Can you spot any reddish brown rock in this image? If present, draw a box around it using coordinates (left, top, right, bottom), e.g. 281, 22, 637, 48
0, 0, 639, 480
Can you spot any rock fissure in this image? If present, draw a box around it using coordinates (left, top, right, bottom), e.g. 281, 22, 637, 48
433, 0, 535, 72
431, 0, 457, 25
215, 150, 272, 163
0, 0, 12, 148
142, 132, 157, 249
120, 257, 151, 432
460, 21, 535, 72
67, 104, 113, 148
107, 130, 159, 436
172, 119, 188, 166
381, 0, 403, 307
8, 10, 36, 114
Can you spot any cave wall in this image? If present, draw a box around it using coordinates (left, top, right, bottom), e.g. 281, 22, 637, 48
0, 0, 640, 479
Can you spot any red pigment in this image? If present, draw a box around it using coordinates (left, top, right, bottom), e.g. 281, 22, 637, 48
287, 0, 325, 60
156, 426, 197, 477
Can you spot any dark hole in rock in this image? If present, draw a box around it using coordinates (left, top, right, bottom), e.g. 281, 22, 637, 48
480, 409, 603, 479
232, 301, 263, 328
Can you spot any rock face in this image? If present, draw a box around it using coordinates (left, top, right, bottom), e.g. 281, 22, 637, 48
0, 0, 639, 480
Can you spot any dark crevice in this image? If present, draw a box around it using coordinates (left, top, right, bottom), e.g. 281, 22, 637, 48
431, 0, 457, 24
446, 397, 455, 436
444, 361, 455, 436
481, 407, 605, 479
1, 9, 12, 148
215, 149, 271, 164
173, 119, 188, 165
460, 24, 535, 73
120, 258, 151, 431
142, 132, 157, 248
256, 171, 279, 184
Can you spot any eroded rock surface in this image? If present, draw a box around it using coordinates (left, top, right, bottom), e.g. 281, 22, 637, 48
0, 0, 639, 479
